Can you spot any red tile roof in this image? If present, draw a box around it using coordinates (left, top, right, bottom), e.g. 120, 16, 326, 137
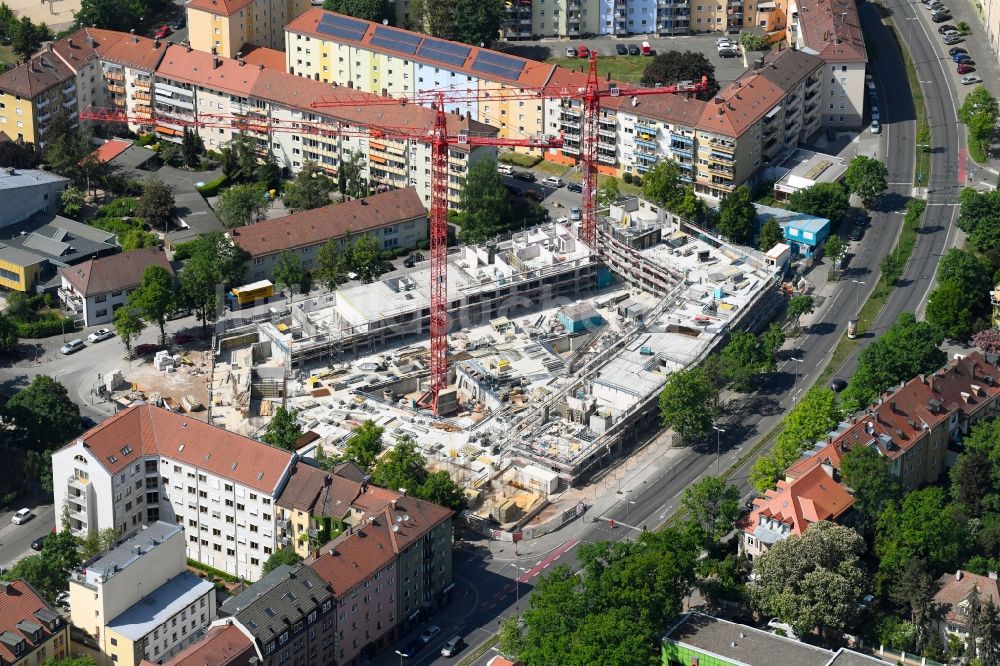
285, 9, 555, 88
933, 571, 1000, 627
0, 579, 64, 664
0, 50, 74, 99
159, 623, 257, 666
277, 461, 363, 519
786, 352, 1000, 479
309, 494, 452, 594
52, 29, 168, 73
795, 0, 868, 63
230, 187, 426, 257
185, 0, 256, 17
62, 404, 295, 494
88, 139, 133, 165
60, 247, 173, 297
743, 466, 853, 539
157, 44, 263, 96
238, 45, 286, 72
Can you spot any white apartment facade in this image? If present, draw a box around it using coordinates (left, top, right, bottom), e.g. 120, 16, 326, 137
52, 405, 296, 582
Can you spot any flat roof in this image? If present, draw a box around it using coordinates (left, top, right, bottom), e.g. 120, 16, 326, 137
0, 168, 68, 191
81, 521, 182, 586
774, 149, 848, 192
106, 572, 213, 640
755, 204, 830, 234
663, 613, 834, 666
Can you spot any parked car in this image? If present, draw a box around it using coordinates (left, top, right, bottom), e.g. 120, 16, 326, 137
940, 28, 959, 37
943, 34, 963, 44
60, 339, 85, 355
12, 508, 32, 525
512, 170, 535, 182
932, 12, 953, 22
154, 24, 172, 38
397, 639, 425, 659
957, 63, 976, 74
954, 54, 974, 64
718, 47, 739, 58
870, 106, 880, 121
850, 227, 865, 241
569, 207, 582, 221
87, 328, 113, 342
31, 535, 47, 551
440, 635, 464, 658
565, 46, 577, 58
497, 163, 514, 175
567, 182, 583, 193
56, 592, 70, 610
524, 189, 544, 202
627, 44, 640, 55
937, 23, 956, 33
949, 46, 968, 55
640, 41, 651, 55
616, 43, 628, 55
171, 15, 186, 29
576, 44, 590, 58
962, 74, 984, 84
542, 176, 564, 188
403, 252, 425, 268
503, 183, 519, 196
829, 377, 848, 392
870, 119, 881, 134
419, 625, 442, 643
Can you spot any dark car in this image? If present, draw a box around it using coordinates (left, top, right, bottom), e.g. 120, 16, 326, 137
567, 182, 583, 193
937, 23, 956, 33
80, 415, 97, 429
504, 183, 519, 196
524, 189, 544, 202
826, 127, 837, 142
403, 252, 425, 268
829, 377, 848, 392
957, 63, 976, 74
932, 13, 953, 21
397, 639, 425, 659
955, 54, 974, 64
943, 34, 964, 44
849, 227, 864, 241
627, 44, 640, 55
949, 46, 968, 55
512, 171, 535, 182
30, 535, 47, 551
853, 212, 869, 227
171, 15, 186, 29
616, 43, 628, 55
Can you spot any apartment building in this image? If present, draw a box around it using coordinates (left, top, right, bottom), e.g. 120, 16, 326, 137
931, 570, 1000, 653
218, 564, 336, 666
275, 461, 365, 559
186, 0, 312, 58
68, 522, 216, 666
232, 188, 427, 282
0, 580, 69, 666
283, 10, 553, 145
788, 0, 867, 128
151, 622, 258, 666
785, 352, 1000, 491
51, 404, 296, 582
309, 493, 454, 664
59, 247, 174, 327
0, 169, 69, 230
0, 51, 78, 145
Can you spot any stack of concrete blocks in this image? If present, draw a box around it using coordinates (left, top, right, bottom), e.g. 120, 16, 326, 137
154, 350, 177, 373
105, 369, 126, 392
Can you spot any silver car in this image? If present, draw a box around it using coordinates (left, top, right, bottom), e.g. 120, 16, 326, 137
60, 338, 85, 354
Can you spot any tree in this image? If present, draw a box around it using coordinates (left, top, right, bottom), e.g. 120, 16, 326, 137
450, 0, 504, 48
158, 142, 183, 168
338, 150, 369, 199
641, 161, 686, 211
926, 279, 987, 341
372, 437, 466, 510
59, 186, 85, 219
757, 217, 783, 252
875, 487, 968, 580
348, 234, 383, 283
972, 598, 1000, 664
787, 182, 850, 224
937, 247, 990, 287
498, 616, 526, 660
761, 321, 785, 366
596, 177, 621, 208
0, 136, 40, 169
180, 249, 221, 331
316, 238, 348, 290
181, 127, 204, 168
658, 366, 717, 443
420, 470, 466, 511
889, 557, 935, 654
283, 161, 334, 213
128, 265, 174, 345
1, 529, 80, 603
839, 445, 899, 536
77, 528, 120, 561
407, 0, 454, 36
720, 331, 769, 392
5, 375, 80, 454
457, 159, 511, 244
739, 31, 770, 51
841, 312, 945, 411
273, 251, 305, 303
220, 133, 264, 184
958, 188, 1000, 256
11, 16, 47, 60
42, 112, 90, 177
216, 182, 268, 229
641, 50, 719, 100
716, 185, 756, 244
322, 0, 391, 22
0, 312, 16, 353
824, 234, 845, 266
681, 476, 740, 545
786, 294, 814, 334
43, 656, 100, 666
952, 449, 992, 518
136, 179, 174, 233
749, 521, 868, 637
74, 0, 140, 31
262, 548, 302, 575
343, 420, 384, 472
112, 305, 144, 358
843, 155, 888, 207
958, 86, 999, 159
262, 407, 302, 450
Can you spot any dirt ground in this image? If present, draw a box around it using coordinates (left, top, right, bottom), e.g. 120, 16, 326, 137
125, 351, 211, 421
10, 0, 79, 30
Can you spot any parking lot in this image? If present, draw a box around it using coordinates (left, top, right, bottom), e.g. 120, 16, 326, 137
499, 32, 753, 84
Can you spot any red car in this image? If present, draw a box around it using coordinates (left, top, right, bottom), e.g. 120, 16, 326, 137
957, 63, 976, 74
154, 24, 172, 39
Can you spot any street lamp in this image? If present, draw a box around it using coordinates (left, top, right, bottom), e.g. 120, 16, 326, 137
850, 279, 866, 315
394, 649, 403, 666
712, 425, 725, 475
515, 566, 527, 610
788, 357, 804, 396
625, 500, 637, 534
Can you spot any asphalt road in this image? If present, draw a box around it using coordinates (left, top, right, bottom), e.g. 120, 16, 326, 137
0, 505, 55, 571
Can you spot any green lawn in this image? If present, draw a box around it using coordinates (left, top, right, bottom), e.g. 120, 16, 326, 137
0, 43, 15, 71
545, 55, 650, 83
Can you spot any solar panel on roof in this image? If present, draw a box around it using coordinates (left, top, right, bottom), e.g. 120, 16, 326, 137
371, 34, 418, 54
417, 38, 471, 68
315, 14, 367, 41
369, 26, 421, 54
470, 50, 525, 79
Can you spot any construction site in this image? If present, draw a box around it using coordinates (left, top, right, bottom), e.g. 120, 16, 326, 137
206, 203, 785, 534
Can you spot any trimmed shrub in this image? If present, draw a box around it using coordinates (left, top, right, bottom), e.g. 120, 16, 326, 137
196, 174, 229, 197
498, 152, 542, 168
417, 240, 430, 250
623, 172, 633, 184
392, 247, 408, 257
15, 315, 76, 339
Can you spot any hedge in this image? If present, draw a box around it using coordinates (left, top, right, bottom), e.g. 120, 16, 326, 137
186, 558, 240, 583
417, 240, 430, 251
498, 152, 542, 168
136, 133, 156, 147
196, 174, 229, 197
15, 315, 76, 339
392, 247, 408, 257
172, 239, 201, 261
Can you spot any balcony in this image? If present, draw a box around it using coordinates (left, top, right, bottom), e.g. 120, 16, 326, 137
68, 475, 89, 491
709, 150, 734, 162
62, 83, 76, 95
709, 137, 734, 151
37, 110, 51, 123
104, 71, 124, 82
36, 98, 49, 110
669, 143, 693, 157
598, 153, 616, 165
708, 164, 733, 176
63, 98, 76, 109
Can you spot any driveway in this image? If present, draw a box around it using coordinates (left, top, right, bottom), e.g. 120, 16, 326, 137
155, 165, 226, 242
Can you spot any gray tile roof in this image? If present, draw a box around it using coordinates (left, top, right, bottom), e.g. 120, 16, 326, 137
0, 212, 117, 266
221, 564, 332, 646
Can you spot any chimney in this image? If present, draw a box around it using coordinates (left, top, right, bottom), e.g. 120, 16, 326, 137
211, 46, 217, 56
213, 56, 221, 69
399, 487, 407, 497
0, 581, 11, 594
990, 572, 998, 580
348, 80, 353, 89
131, 28, 137, 43
153, 37, 160, 50
237, 51, 244, 66
259, 63, 264, 71
890, 401, 896, 413
957, 570, 964, 581
87, 35, 94, 48
68, 37, 73, 47
185, 41, 191, 52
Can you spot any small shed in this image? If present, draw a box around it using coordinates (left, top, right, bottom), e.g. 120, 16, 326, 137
558, 303, 605, 333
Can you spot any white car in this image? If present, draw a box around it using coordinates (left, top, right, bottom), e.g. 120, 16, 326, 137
497, 163, 514, 176
870, 119, 882, 134
569, 207, 582, 221
88, 328, 113, 342
962, 74, 983, 84
60, 338, 85, 355
12, 508, 32, 525
542, 176, 564, 188
418, 625, 442, 643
